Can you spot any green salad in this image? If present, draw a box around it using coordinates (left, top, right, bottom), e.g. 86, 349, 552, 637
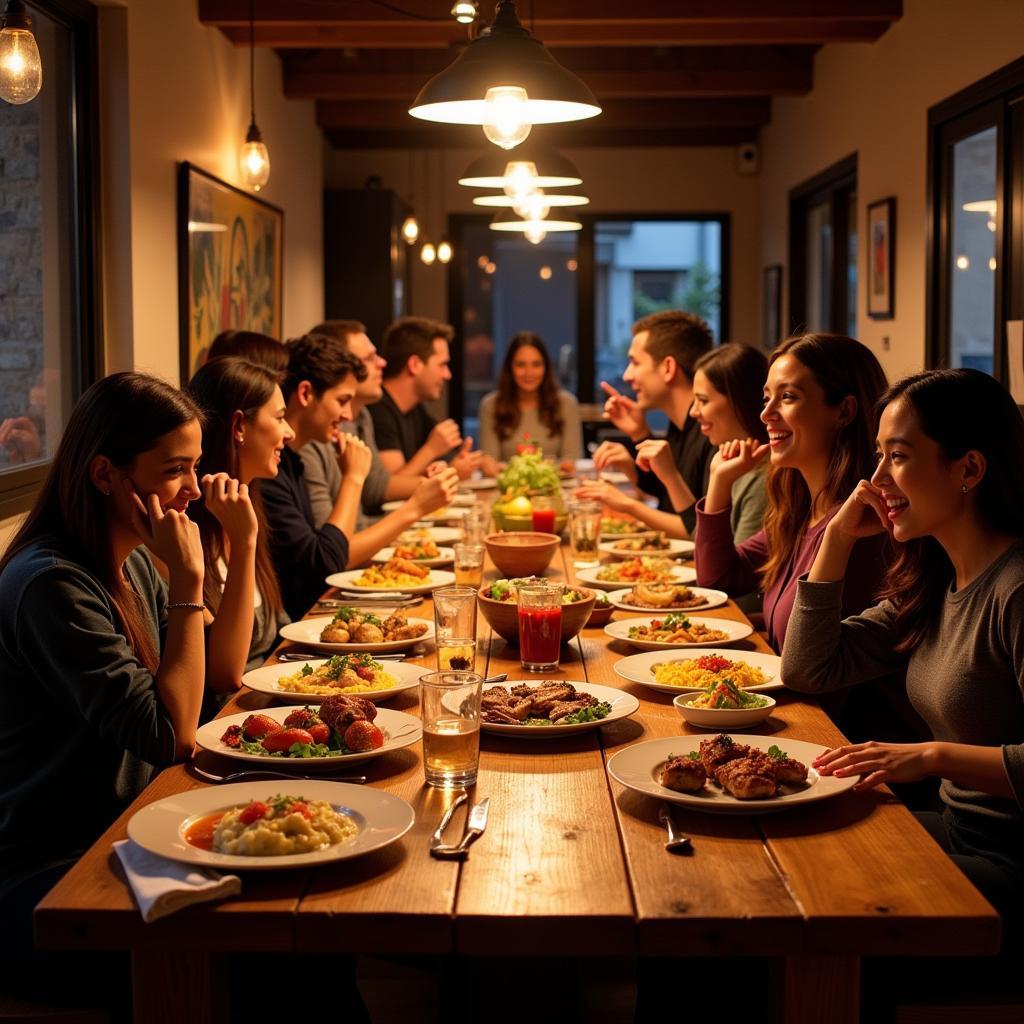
497, 452, 561, 496
486, 578, 588, 604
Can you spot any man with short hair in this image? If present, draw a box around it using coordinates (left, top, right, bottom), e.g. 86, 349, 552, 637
371, 316, 482, 479
259, 333, 373, 620
580, 310, 714, 536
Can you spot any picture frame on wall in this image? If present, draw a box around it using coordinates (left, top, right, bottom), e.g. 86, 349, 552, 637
867, 197, 895, 320
177, 162, 284, 382
762, 264, 783, 348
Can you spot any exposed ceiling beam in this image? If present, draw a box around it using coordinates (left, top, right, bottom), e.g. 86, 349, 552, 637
201, 0, 901, 49
283, 46, 814, 100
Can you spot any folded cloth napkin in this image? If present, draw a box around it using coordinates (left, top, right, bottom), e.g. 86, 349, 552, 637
113, 839, 242, 922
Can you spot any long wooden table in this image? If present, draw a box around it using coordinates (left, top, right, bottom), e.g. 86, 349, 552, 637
35, 537, 1000, 1023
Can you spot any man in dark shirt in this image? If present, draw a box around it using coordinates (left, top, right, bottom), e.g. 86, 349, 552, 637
259, 334, 371, 620
370, 316, 481, 479
583, 310, 714, 535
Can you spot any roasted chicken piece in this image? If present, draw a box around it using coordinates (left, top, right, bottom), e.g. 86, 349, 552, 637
320, 621, 352, 643
698, 733, 751, 778
389, 557, 429, 579
381, 614, 428, 641
716, 758, 778, 800
659, 753, 707, 793
351, 621, 385, 643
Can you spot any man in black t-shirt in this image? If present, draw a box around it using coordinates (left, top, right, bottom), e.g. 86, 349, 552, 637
370, 316, 481, 479
578, 311, 713, 536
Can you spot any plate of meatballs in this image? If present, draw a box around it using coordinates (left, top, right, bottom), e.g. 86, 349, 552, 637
607, 733, 858, 813
279, 609, 433, 654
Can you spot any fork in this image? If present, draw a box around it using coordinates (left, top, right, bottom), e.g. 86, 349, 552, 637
659, 803, 692, 854
430, 789, 469, 849
275, 650, 407, 662
189, 763, 368, 785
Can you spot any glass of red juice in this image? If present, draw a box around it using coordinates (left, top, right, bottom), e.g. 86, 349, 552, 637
531, 495, 556, 534
516, 582, 563, 672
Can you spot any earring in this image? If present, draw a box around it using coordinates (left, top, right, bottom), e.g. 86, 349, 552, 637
236, 435, 245, 446
962, 484, 968, 494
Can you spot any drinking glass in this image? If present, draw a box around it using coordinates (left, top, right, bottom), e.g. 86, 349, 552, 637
419, 670, 483, 789
453, 542, 485, 589
569, 500, 602, 568
530, 494, 557, 534
433, 585, 477, 671
462, 505, 488, 545
516, 581, 563, 672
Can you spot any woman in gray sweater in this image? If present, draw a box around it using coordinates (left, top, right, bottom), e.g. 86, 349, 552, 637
782, 368, 1024, 920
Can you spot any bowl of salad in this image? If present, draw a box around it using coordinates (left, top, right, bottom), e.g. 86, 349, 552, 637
672, 680, 776, 729
585, 592, 614, 628
477, 578, 596, 645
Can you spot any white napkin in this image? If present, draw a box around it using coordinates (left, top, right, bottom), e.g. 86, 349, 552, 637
113, 839, 241, 922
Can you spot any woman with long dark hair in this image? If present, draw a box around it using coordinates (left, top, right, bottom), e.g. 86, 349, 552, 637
783, 367, 1024, 932
186, 356, 294, 679
479, 331, 581, 473
694, 333, 889, 652
0, 372, 207, 1003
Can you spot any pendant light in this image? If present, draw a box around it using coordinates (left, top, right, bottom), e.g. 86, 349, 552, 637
419, 152, 435, 265
409, 0, 600, 149
451, 1, 478, 24
0, 1, 42, 105
473, 189, 589, 213
489, 209, 582, 234
458, 139, 582, 190
401, 150, 420, 244
239, 0, 270, 192
436, 151, 454, 264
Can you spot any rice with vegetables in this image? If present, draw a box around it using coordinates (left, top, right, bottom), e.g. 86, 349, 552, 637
651, 654, 770, 690
277, 653, 396, 695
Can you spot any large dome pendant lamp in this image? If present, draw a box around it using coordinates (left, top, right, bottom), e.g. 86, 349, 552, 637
408, 0, 600, 150
238, 0, 270, 191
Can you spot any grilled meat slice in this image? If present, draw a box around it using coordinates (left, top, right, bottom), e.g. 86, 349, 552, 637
699, 733, 751, 779
317, 693, 377, 732
659, 754, 707, 793
716, 757, 777, 799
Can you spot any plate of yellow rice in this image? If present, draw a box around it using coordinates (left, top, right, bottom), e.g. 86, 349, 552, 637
613, 648, 783, 695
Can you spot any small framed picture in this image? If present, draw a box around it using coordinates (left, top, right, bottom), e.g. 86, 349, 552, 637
867, 197, 895, 319
762, 264, 782, 348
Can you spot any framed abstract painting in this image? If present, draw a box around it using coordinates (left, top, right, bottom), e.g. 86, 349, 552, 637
867, 197, 895, 319
177, 162, 284, 382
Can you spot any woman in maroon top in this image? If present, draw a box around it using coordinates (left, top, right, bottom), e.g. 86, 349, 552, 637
694, 333, 889, 653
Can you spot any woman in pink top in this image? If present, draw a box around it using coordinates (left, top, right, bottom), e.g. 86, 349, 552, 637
695, 333, 889, 653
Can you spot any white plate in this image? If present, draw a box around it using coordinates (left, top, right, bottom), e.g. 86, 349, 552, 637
598, 538, 695, 560
398, 526, 462, 545
279, 615, 434, 654
195, 705, 422, 766
381, 502, 468, 522
480, 681, 639, 738
372, 546, 455, 568
242, 658, 425, 703
127, 781, 415, 870
604, 615, 752, 652
326, 568, 456, 594
673, 692, 776, 729
613, 648, 783, 694
575, 564, 697, 591
463, 476, 498, 490
604, 586, 729, 614
607, 735, 857, 814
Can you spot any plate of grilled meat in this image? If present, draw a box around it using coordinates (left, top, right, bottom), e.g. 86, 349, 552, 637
607, 733, 858, 812
480, 680, 639, 737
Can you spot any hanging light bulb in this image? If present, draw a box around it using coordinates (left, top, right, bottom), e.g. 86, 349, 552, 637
502, 161, 539, 200
482, 86, 532, 150
239, 0, 270, 191
437, 236, 454, 264
421, 241, 437, 265
512, 190, 551, 221
451, 1, 478, 24
524, 224, 547, 245
0, 1, 42, 105
401, 214, 420, 245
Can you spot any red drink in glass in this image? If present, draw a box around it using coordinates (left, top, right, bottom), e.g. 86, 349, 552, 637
531, 507, 556, 533
518, 604, 562, 671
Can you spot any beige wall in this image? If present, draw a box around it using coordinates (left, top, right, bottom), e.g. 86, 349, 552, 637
324, 145, 763, 345
759, 0, 1024, 381
98, 0, 324, 383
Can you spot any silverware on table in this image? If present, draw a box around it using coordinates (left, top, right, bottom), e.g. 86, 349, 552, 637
275, 650, 407, 662
431, 797, 490, 859
335, 591, 424, 606
430, 789, 469, 851
658, 803, 692, 854
482, 673, 507, 684
189, 763, 368, 785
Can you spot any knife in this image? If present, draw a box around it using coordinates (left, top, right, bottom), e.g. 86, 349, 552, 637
430, 797, 490, 859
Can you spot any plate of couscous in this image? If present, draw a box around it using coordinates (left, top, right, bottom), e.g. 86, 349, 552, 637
613, 649, 784, 695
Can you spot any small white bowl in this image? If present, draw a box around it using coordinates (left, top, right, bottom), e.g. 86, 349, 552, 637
673, 693, 776, 729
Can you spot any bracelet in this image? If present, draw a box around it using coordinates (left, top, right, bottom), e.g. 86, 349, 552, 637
167, 601, 205, 612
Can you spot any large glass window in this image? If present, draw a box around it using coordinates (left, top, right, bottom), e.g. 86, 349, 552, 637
0, 0, 97, 516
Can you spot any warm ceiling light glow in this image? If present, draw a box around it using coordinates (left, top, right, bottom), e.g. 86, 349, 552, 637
490, 209, 582, 234
477, 254, 489, 269
437, 237, 454, 264
473, 191, 589, 210
421, 241, 437, 265
987, 218, 997, 232
962, 199, 997, 216
989, 257, 997, 271
401, 214, 420, 244
956, 254, 969, 270
451, 0, 477, 24
539, 265, 552, 280
458, 140, 582, 189
566, 258, 578, 272
525, 225, 547, 245
409, 0, 601, 128
482, 85, 532, 150
484, 260, 497, 274
502, 161, 538, 199
0, 1, 41, 105
513, 190, 551, 221
240, 125, 270, 191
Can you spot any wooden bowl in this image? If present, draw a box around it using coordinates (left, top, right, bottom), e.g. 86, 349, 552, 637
477, 584, 597, 646
484, 531, 561, 577
586, 600, 615, 628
